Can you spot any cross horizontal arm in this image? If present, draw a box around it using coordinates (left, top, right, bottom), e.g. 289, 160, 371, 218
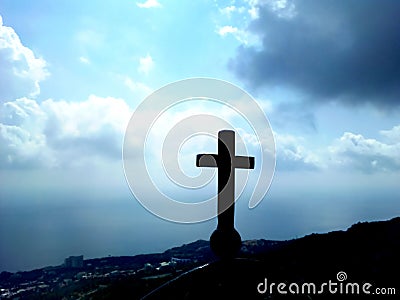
196, 154, 218, 167
234, 156, 255, 169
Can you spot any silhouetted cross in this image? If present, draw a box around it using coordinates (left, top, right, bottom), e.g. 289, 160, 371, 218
196, 130, 254, 258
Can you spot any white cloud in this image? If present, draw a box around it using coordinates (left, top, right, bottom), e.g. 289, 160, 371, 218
136, 0, 162, 9
0, 98, 50, 168
248, 5, 259, 19
0, 15, 49, 102
273, 125, 400, 173
245, 0, 262, 19
217, 25, 239, 36
216, 22, 261, 46
0, 18, 136, 169
274, 132, 321, 170
329, 130, 400, 172
215, 1, 294, 47
266, 0, 297, 19
137, 54, 154, 75
216, 25, 256, 45
219, 5, 246, 18
0, 123, 49, 168
219, 6, 237, 17
0, 96, 132, 169
79, 56, 90, 64
244, 0, 296, 20
380, 125, 400, 144
124, 77, 152, 100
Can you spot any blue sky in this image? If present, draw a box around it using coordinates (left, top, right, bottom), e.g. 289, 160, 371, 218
1, 0, 400, 272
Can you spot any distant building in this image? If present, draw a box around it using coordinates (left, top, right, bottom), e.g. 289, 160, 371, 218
171, 257, 191, 264
144, 263, 153, 272
64, 255, 84, 268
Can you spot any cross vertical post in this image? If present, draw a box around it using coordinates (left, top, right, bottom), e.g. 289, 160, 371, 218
196, 130, 254, 259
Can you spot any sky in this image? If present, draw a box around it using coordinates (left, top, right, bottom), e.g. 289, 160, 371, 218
1, 0, 400, 272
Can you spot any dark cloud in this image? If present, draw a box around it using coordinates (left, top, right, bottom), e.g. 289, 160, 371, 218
230, 0, 400, 108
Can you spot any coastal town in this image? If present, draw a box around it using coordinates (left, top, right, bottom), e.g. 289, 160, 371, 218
0, 240, 213, 299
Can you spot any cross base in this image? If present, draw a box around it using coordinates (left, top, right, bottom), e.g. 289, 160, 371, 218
210, 228, 241, 259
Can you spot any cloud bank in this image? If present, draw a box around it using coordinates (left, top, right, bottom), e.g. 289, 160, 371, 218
330, 129, 400, 173
0, 96, 131, 169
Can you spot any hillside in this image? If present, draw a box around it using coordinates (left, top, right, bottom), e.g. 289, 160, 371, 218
1, 217, 399, 299
144, 217, 400, 299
